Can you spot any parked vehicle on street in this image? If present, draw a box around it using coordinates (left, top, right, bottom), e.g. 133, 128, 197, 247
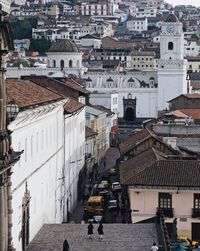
85, 196, 104, 216
108, 168, 117, 176
111, 182, 122, 192
108, 199, 118, 210
100, 180, 109, 189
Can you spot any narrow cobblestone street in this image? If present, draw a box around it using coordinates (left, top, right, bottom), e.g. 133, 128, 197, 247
70, 147, 120, 223
27, 223, 158, 251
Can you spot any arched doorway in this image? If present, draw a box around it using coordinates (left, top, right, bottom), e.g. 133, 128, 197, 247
123, 96, 137, 122
125, 107, 135, 121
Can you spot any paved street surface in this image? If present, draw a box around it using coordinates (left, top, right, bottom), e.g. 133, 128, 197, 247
27, 223, 158, 251
70, 147, 120, 223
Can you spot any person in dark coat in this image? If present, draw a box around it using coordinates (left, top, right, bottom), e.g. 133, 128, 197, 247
97, 222, 104, 240
63, 239, 70, 251
87, 222, 93, 239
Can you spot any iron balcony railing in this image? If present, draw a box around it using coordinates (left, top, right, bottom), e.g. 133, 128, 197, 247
192, 208, 200, 218
157, 207, 174, 218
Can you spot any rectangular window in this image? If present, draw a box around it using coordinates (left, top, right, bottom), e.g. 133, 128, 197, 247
159, 193, 172, 208
194, 194, 200, 209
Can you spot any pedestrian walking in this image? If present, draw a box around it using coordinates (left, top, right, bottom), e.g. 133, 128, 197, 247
97, 222, 104, 240
87, 222, 93, 239
151, 242, 159, 251
63, 239, 70, 251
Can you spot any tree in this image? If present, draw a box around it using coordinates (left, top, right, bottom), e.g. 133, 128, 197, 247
30, 38, 51, 54
10, 18, 37, 39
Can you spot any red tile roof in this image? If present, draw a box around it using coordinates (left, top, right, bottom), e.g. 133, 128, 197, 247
183, 94, 200, 99
119, 129, 151, 155
120, 148, 163, 185
92, 105, 114, 116
85, 126, 97, 138
179, 109, 200, 119
168, 93, 200, 102
66, 78, 90, 95
64, 99, 84, 114
121, 159, 200, 187
6, 79, 62, 108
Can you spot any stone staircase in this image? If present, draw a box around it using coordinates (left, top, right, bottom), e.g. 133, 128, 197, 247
27, 223, 158, 251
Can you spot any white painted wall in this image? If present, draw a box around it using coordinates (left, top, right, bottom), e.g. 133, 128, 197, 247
157, 20, 187, 112
6, 66, 87, 79
85, 71, 158, 118
46, 52, 82, 69
9, 100, 66, 251
63, 107, 85, 219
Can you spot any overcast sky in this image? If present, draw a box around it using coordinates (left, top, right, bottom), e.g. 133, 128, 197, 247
166, 0, 200, 7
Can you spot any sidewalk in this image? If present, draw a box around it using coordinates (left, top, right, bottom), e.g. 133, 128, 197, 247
70, 147, 120, 223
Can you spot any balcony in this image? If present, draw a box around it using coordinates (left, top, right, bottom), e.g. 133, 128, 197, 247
157, 207, 174, 218
192, 208, 200, 218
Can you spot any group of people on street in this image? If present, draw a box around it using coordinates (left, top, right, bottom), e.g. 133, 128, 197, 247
88, 222, 104, 240
62, 222, 104, 250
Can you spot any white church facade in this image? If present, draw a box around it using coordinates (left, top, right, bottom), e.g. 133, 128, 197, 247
85, 14, 188, 120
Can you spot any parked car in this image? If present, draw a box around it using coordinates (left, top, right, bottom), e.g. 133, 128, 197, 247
85, 196, 104, 216
108, 199, 118, 210
108, 168, 117, 176
100, 180, 109, 189
111, 182, 122, 192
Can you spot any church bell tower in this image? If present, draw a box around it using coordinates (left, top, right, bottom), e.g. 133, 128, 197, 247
157, 14, 187, 113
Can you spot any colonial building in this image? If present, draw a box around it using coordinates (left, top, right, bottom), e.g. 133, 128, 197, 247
85, 14, 188, 119
6, 39, 87, 78
0, 15, 21, 251
6, 75, 88, 251
120, 151, 200, 241
156, 14, 187, 112
7, 79, 67, 251
119, 124, 200, 240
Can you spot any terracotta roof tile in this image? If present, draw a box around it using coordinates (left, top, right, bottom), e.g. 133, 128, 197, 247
64, 99, 84, 114
6, 79, 62, 108
120, 148, 161, 185
183, 94, 200, 99
121, 159, 200, 187
23, 76, 90, 97
92, 105, 114, 116
85, 126, 97, 138
119, 129, 151, 155
168, 93, 200, 102
179, 109, 200, 120
66, 78, 90, 95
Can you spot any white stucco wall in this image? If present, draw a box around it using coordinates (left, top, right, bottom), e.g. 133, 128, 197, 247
46, 52, 82, 69
63, 107, 85, 219
85, 71, 158, 118
9, 100, 66, 251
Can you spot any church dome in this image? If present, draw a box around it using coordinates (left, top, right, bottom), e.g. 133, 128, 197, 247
48, 39, 79, 53
165, 14, 179, 23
